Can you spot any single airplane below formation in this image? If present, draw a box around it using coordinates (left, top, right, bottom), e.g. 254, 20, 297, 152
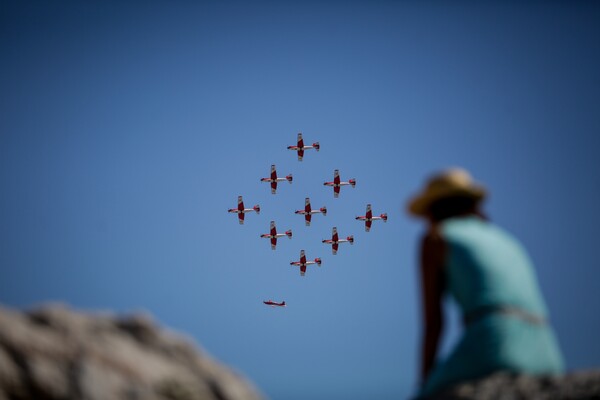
263, 300, 286, 307
290, 250, 322, 277
260, 221, 292, 250
227, 196, 260, 225
294, 197, 327, 226
323, 169, 355, 198
287, 132, 320, 161
260, 164, 292, 194
322, 227, 354, 255
355, 204, 387, 232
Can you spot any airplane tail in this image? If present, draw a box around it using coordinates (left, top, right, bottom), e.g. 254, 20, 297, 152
349, 178, 356, 188
381, 213, 388, 222
254, 205, 261, 214
315, 258, 322, 266
313, 142, 320, 151
285, 230, 293, 238
347, 235, 354, 244
286, 174, 293, 183
320, 206, 327, 215
282, 301, 286, 307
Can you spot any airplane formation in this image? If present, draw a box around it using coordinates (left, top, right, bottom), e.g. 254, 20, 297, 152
227, 132, 388, 307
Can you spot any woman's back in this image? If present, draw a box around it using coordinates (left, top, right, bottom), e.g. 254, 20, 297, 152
420, 216, 564, 396
441, 216, 547, 318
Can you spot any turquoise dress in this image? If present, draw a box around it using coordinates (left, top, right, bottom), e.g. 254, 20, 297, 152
421, 217, 564, 397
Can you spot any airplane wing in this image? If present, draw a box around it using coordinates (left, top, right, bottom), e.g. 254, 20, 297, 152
366, 204, 372, 219
332, 243, 338, 255
271, 237, 277, 250
238, 212, 245, 225
365, 219, 372, 232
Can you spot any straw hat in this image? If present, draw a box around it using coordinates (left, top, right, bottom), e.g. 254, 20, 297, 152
407, 168, 487, 217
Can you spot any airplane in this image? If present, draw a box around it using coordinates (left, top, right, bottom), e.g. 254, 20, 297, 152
355, 204, 387, 232
294, 197, 327, 226
287, 132, 320, 161
260, 164, 292, 194
322, 227, 354, 255
260, 221, 292, 250
323, 169, 355, 198
290, 250, 322, 277
227, 195, 260, 224
263, 300, 286, 307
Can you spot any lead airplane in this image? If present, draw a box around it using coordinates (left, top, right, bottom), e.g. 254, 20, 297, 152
290, 250, 322, 277
323, 169, 355, 198
322, 227, 354, 255
263, 300, 286, 307
227, 195, 260, 224
355, 204, 387, 232
294, 197, 327, 226
260, 221, 292, 250
260, 164, 292, 194
287, 132, 320, 161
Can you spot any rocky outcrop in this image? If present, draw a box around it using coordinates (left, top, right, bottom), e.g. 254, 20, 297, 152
0, 304, 264, 400
430, 370, 600, 400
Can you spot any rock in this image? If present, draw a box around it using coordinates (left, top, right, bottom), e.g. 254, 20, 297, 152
429, 370, 600, 400
0, 303, 264, 400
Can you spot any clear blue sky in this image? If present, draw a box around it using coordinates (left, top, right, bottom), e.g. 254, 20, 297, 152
1, 1, 599, 399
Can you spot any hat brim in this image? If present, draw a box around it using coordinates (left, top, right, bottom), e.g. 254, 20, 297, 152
408, 186, 486, 217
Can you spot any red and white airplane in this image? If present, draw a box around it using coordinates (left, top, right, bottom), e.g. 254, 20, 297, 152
294, 197, 327, 226
263, 300, 286, 307
322, 227, 354, 255
290, 250, 322, 277
355, 204, 387, 232
323, 169, 356, 198
260, 221, 292, 250
287, 132, 320, 161
227, 195, 260, 224
260, 164, 292, 194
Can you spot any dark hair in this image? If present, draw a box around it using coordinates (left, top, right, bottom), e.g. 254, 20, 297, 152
427, 195, 483, 222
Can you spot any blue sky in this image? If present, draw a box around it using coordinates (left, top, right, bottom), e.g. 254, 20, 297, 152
1, 1, 599, 399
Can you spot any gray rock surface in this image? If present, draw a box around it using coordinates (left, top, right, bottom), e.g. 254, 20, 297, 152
430, 370, 600, 400
0, 304, 264, 400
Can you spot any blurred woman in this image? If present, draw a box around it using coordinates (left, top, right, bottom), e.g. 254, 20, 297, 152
408, 168, 563, 397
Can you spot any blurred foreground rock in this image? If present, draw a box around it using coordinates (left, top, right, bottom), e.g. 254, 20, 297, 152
430, 370, 600, 400
0, 304, 264, 400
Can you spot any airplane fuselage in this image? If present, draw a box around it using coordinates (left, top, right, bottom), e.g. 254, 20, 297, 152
228, 208, 256, 214
261, 177, 289, 183
261, 233, 287, 239
295, 209, 324, 215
